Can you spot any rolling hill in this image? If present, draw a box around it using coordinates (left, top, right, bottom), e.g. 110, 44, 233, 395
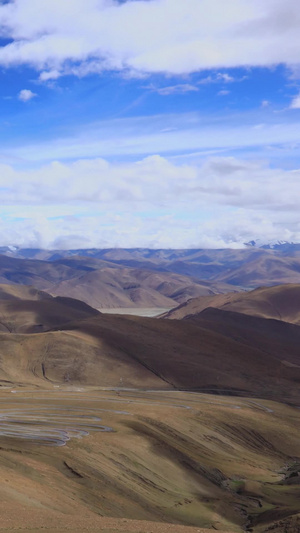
0, 255, 235, 309
0, 282, 299, 532
48, 265, 234, 309
0, 284, 99, 333
214, 254, 300, 287
164, 283, 300, 325
0, 284, 300, 404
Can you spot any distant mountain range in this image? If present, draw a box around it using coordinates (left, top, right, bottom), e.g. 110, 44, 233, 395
0, 246, 299, 309
3, 240, 300, 259
245, 240, 300, 252
0, 253, 237, 309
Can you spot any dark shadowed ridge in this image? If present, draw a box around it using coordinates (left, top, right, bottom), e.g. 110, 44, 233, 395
0, 294, 297, 402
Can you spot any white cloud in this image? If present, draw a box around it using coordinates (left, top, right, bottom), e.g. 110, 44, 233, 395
39, 70, 60, 81
0, 0, 299, 77
261, 100, 270, 108
0, 155, 300, 248
218, 73, 234, 83
290, 92, 300, 109
198, 72, 247, 85
218, 90, 230, 96
149, 84, 199, 96
18, 89, 37, 101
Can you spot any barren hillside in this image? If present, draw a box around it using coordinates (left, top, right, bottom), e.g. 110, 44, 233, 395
165, 284, 300, 325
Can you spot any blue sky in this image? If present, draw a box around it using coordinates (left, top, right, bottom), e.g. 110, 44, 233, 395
0, 0, 300, 249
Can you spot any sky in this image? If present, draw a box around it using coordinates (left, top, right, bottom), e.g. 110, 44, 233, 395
0, 0, 300, 249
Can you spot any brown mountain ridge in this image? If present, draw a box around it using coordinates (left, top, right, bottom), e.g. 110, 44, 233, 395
0, 283, 99, 333
0, 284, 299, 404
0, 255, 234, 309
165, 283, 300, 325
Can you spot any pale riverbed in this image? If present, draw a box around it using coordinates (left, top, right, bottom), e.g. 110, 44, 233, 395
99, 307, 174, 317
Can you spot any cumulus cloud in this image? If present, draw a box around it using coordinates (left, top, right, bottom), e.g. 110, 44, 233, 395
0, 0, 299, 78
18, 89, 37, 101
0, 155, 300, 248
0, 155, 299, 212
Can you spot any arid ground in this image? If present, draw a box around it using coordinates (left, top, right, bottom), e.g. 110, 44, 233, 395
0, 282, 300, 532
0, 386, 299, 533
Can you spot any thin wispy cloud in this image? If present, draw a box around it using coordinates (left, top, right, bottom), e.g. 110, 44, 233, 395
4, 110, 300, 164
198, 73, 237, 84
261, 100, 270, 108
149, 84, 199, 96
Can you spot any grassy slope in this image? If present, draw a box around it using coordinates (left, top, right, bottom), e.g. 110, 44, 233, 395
0, 390, 299, 532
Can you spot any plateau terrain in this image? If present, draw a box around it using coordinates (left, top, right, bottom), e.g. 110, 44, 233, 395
0, 261, 299, 532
